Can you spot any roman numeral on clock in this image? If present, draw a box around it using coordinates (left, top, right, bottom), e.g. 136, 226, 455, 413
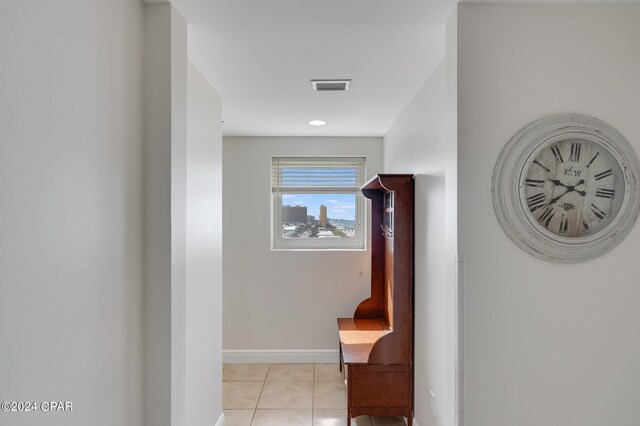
586, 152, 600, 168
559, 214, 569, 234
539, 206, 555, 228
590, 203, 607, 221
581, 216, 590, 232
550, 144, 564, 163
596, 188, 615, 199
527, 193, 546, 212
525, 179, 545, 188
569, 142, 582, 162
533, 160, 551, 173
594, 169, 613, 181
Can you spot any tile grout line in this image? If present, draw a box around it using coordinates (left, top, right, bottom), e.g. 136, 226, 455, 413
249, 363, 270, 425
224, 363, 352, 426
311, 363, 315, 425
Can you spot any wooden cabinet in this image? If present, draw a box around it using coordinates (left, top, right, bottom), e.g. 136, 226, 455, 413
337, 174, 414, 425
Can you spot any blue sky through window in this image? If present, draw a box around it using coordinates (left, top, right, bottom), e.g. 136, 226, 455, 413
282, 193, 356, 221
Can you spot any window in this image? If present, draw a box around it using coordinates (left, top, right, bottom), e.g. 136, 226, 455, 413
271, 156, 367, 250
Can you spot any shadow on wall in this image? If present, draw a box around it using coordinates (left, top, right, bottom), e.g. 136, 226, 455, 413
412, 173, 448, 426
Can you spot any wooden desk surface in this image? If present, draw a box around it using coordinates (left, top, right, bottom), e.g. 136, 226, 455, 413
337, 318, 391, 364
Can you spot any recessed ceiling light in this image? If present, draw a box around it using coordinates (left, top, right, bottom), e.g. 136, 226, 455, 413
308, 119, 327, 126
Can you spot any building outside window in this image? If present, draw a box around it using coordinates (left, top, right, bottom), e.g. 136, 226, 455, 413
271, 156, 367, 250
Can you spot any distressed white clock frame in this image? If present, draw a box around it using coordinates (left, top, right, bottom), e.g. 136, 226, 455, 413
492, 114, 640, 263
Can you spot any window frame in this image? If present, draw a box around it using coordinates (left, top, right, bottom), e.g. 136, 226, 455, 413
270, 155, 367, 251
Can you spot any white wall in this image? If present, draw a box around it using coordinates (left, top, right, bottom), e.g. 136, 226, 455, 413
143, 5, 180, 425
0, 1, 144, 425
170, 8, 188, 426
223, 137, 382, 360
457, 4, 640, 426
383, 57, 458, 425
185, 62, 223, 426
444, 10, 460, 426
144, 5, 224, 426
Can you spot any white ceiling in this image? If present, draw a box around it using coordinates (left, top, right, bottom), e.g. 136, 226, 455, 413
170, 0, 455, 137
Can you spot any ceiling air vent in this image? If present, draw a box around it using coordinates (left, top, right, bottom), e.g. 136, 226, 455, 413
311, 79, 351, 92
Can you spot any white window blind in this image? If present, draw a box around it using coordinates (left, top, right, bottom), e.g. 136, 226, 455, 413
271, 157, 367, 194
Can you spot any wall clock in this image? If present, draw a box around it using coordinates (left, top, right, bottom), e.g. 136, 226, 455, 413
492, 114, 640, 263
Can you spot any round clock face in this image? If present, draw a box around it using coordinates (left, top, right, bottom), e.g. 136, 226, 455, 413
522, 138, 625, 238
493, 114, 640, 263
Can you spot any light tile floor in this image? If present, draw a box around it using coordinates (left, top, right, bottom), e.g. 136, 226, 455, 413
223, 363, 408, 426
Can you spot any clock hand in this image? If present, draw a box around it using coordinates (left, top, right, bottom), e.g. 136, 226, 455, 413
548, 178, 585, 189
544, 179, 587, 207
548, 178, 565, 187
527, 179, 588, 213
546, 189, 570, 206
571, 179, 586, 196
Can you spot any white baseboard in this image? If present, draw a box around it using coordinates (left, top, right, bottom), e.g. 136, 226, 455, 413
223, 349, 340, 364
215, 412, 224, 426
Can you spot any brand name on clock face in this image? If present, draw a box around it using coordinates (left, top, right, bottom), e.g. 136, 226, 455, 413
563, 166, 583, 177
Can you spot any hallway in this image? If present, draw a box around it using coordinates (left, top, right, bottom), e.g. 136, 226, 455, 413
223, 363, 408, 426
